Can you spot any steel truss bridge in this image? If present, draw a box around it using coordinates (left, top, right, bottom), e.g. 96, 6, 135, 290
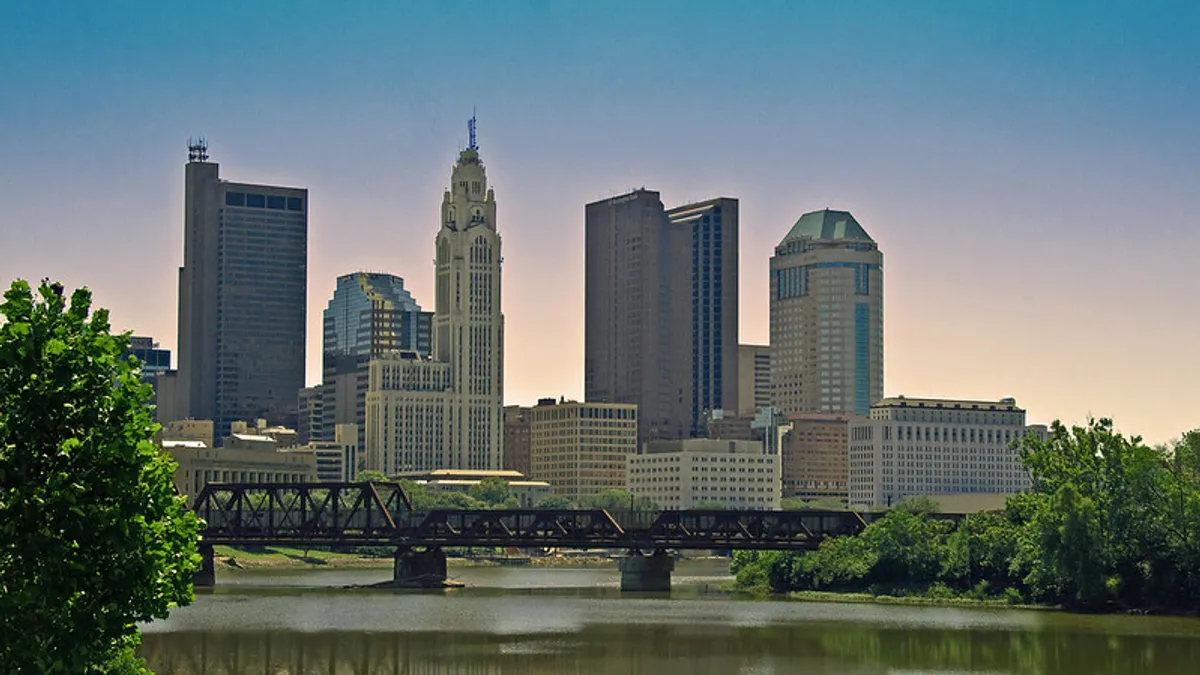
192, 481, 956, 552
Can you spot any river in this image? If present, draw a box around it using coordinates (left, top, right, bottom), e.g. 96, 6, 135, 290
140, 560, 1200, 674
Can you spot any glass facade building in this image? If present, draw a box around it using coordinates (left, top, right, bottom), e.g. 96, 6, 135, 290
321, 272, 432, 444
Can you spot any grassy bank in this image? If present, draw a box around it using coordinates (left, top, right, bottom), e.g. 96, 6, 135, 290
212, 547, 627, 571
782, 589, 1048, 610
213, 546, 393, 570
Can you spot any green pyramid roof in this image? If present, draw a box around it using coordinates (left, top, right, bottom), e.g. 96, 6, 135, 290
781, 209, 873, 244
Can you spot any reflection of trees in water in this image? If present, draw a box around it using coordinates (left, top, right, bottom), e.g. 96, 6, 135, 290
139, 622, 1200, 674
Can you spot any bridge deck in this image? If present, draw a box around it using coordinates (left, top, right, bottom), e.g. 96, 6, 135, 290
193, 482, 955, 551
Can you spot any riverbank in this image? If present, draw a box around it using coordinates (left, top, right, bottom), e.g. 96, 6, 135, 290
212, 546, 635, 571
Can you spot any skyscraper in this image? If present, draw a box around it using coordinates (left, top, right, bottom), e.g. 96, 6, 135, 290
176, 140, 308, 439
584, 191, 739, 445
668, 198, 739, 435
585, 189, 690, 445
769, 209, 882, 416
365, 118, 504, 472
321, 272, 432, 446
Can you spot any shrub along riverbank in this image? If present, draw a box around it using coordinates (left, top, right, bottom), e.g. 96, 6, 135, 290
734, 419, 1200, 614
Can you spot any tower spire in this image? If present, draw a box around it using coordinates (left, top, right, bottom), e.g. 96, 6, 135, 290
467, 109, 478, 151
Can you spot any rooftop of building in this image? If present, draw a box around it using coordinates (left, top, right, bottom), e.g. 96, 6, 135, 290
874, 396, 1023, 412
642, 438, 767, 455
394, 469, 528, 480
162, 440, 207, 449
780, 209, 874, 244
418, 479, 552, 488
229, 433, 277, 443
666, 197, 738, 222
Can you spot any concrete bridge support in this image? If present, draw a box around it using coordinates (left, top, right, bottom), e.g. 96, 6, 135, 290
393, 546, 448, 587
194, 542, 216, 587
618, 549, 674, 592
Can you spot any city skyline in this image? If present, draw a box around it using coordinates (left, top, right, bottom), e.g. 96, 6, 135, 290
3, 2, 1199, 444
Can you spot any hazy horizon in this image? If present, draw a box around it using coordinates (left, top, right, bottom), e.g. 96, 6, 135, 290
3, 1, 1198, 444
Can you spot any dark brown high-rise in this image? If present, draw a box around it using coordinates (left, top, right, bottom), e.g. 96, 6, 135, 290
584, 190, 738, 446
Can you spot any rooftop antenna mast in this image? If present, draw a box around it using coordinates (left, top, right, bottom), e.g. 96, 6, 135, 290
187, 136, 209, 163
467, 108, 478, 151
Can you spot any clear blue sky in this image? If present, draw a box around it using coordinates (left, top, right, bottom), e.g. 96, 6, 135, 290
2, 1, 1198, 443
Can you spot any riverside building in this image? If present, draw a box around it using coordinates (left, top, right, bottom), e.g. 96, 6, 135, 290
848, 396, 1045, 508
627, 438, 781, 510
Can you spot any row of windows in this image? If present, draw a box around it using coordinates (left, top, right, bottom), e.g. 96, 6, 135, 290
226, 191, 304, 211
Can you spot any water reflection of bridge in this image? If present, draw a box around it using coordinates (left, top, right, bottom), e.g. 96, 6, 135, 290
192, 482, 934, 591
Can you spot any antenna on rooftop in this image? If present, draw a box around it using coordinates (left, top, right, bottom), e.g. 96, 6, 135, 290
187, 137, 209, 163
467, 108, 478, 151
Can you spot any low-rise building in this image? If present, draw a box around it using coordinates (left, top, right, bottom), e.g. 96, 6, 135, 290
159, 419, 215, 448
781, 414, 850, 502
165, 442, 318, 505
529, 399, 638, 502
628, 438, 781, 510
284, 423, 360, 482
848, 396, 1046, 508
391, 469, 552, 507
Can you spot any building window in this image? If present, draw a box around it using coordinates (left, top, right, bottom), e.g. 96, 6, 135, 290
225, 192, 246, 207
246, 193, 266, 208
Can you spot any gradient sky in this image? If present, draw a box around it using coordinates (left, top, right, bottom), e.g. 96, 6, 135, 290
2, 1, 1198, 444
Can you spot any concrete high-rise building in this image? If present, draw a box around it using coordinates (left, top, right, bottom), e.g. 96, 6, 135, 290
502, 405, 533, 477
848, 396, 1045, 508
365, 118, 504, 472
585, 191, 739, 445
737, 344, 772, 417
529, 399, 638, 502
667, 198, 739, 437
176, 141, 307, 439
321, 272, 432, 446
769, 209, 882, 416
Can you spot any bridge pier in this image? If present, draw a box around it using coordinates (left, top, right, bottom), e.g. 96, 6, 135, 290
194, 542, 216, 587
393, 546, 448, 587
618, 549, 674, 592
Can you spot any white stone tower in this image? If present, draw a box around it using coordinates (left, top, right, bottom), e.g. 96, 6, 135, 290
433, 116, 504, 469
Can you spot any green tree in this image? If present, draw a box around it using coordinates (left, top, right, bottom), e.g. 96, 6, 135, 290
533, 495, 574, 510
468, 476, 512, 507
357, 469, 389, 482
0, 280, 201, 673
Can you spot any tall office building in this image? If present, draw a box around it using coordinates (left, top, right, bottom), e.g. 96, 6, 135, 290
667, 198, 739, 437
176, 140, 307, 439
737, 344, 772, 417
321, 272, 432, 446
769, 209, 882, 416
529, 399, 638, 502
365, 118, 504, 472
585, 191, 738, 445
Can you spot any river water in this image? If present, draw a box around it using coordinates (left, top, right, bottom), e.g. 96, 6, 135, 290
140, 560, 1200, 674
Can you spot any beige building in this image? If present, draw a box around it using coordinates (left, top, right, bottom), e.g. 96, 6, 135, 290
287, 423, 360, 482
848, 396, 1046, 508
159, 419, 215, 448
166, 443, 317, 505
737, 345, 772, 416
365, 121, 504, 472
502, 405, 533, 477
529, 399, 638, 502
628, 439, 781, 510
770, 209, 883, 417
781, 414, 850, 502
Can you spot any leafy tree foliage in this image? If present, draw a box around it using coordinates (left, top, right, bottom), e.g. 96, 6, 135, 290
533, 495, 574, 510
468, 476, 513, 507
0, 280, 200, 673
735, 418, 1200, 612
